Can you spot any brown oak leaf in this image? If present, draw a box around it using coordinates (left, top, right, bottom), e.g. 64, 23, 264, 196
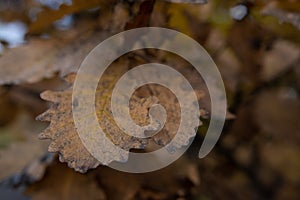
37, 54, 208, 172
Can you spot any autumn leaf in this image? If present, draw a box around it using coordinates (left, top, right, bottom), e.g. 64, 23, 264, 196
37, 53, 208, 172
0, 19, 109, 85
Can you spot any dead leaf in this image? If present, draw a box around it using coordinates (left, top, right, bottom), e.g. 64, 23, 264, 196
0, 19, 109, 85
0, 38, 59, 85
36, 74, 101, 173
37, 52, 207, 172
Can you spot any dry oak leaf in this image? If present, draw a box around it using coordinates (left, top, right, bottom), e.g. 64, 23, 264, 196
37, 56, 207, 172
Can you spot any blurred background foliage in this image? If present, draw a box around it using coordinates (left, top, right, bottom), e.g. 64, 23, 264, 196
0, 0, 299, 199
